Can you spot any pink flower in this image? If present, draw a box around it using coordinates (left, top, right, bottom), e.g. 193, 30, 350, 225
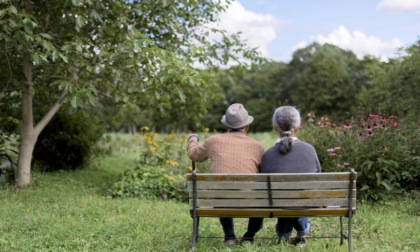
383, 146, 388, 151
366, 131, 374, 137
334, 146, 341, 150
391, 121, 399, 129
343, 123, 352, 129
327, 148, 335, 152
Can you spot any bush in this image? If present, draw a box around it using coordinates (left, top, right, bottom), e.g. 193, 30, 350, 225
110, 165, 188, 202
299, 113, 419, 202
0, 133, 18, 185
32, 112, 104, 172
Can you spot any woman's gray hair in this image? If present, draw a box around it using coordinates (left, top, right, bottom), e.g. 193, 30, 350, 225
272, 106, 301, 154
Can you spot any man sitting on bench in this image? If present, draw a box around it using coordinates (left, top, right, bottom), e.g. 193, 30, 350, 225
187, 103, 264, 245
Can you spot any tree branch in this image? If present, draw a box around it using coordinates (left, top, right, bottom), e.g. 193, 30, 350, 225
34, 68, 78, 136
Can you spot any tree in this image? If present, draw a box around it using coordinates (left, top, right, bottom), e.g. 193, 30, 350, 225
285, 43, 364, 119
357, 40, 420, 117
0, 0, 262, 187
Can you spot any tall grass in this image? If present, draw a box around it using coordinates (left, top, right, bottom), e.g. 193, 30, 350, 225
0, 146, 419, 251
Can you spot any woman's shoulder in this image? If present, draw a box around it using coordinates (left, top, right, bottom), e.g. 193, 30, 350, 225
295, 140, 317, 151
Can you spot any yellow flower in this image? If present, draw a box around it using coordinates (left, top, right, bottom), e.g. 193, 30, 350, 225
140, 126, 150, 132
149, 147, 156, 154
167, 133, 176, 139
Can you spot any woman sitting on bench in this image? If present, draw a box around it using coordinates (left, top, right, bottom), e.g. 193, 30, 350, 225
243, 105, 321, 246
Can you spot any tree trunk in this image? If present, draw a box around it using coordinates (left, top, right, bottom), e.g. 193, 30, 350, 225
16, 60, 36, 187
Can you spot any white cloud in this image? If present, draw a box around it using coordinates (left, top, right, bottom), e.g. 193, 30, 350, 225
377, 0, 420, 13
215, 1, 281, 57
293, 26, 403, 61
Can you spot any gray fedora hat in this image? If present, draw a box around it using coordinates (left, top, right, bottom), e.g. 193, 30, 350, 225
221, 103, 254, 129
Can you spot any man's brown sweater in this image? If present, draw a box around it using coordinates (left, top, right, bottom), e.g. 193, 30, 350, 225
187, 132, 264, 173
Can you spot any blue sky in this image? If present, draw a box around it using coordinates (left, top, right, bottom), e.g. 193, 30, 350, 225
215, 0, 420, 62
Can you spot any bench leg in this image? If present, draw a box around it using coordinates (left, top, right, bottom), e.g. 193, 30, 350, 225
348, 216, 353, 252
340, 216, 344, 245
192, 216, 198, 252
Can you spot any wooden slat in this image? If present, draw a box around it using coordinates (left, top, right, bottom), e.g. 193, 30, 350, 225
188, 181, 356, 190
190, 189, 357, 199
187, 172, 357, 182
192, 198, 356, 208
194, 208, 356, 217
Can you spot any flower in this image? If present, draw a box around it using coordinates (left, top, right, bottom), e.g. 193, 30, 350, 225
343, 123, 352, 129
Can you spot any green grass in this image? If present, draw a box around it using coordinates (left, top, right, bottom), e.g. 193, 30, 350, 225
0, 152, 419, 251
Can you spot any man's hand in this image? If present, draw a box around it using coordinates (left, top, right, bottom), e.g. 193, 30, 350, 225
188, 134, 199, 142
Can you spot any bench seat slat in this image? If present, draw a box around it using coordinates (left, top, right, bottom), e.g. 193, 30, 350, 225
194, 208, 355, 217
188, 181, 355, 190
190, 189, 356, 199
187, 173, 353, 182
192, 198, 356, 208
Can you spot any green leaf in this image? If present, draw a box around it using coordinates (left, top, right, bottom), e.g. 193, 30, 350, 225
154, 91, 160, 100
71, 96, 78, 109
361, 185, 369, 191
39, 33, 53, 40
9, 6, 17, 14
381, 181, 392, 191
23, 22, 33, 34
162, 0, 170, 7
59, 54, 68, 63
75, 15, 86, 31
52, 51, 58, 62
71, 0, 80, 6
189, 45, 197, 56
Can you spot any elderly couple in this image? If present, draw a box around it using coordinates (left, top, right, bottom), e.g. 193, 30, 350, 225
187, 103, 321, 246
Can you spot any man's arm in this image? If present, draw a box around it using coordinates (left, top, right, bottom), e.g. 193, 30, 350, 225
187, 134, 209, 162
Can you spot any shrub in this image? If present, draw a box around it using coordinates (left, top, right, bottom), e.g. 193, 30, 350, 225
110, 165, 188, 202
0, 133, 18, 185
137, 128, 207, 174
299, 113, 418, 202
32, 112, 104, 172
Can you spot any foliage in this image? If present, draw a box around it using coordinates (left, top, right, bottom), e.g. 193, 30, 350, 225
299, 112, 419, 201
0, 133, 18, 185
205, 62, 288, 132
32, 111, 104, 172
110, 165, 188, 202
285, 43, 365, 119
0, 0, 263, 186
357, 40, 420, 118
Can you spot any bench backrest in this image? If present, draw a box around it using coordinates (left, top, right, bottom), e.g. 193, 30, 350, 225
187, 172, 357, 211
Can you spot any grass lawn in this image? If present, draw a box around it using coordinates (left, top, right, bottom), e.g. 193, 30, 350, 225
0, 153, 419, 251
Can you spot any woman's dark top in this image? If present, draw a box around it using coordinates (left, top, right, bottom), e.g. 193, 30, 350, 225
260, 139, 321, 173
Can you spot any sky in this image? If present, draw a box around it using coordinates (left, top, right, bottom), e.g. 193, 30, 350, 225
214, 0, 420, 62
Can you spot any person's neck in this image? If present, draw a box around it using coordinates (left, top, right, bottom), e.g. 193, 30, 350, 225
228, 129, 246, 134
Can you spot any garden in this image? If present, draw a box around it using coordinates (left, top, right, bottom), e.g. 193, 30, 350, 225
1, 114, 418, 251
1, 1, 419, 251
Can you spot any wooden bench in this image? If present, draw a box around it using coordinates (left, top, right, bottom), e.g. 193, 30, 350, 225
187, 168, 357, 252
